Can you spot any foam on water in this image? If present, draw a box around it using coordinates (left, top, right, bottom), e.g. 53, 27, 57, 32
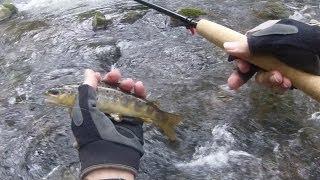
15, 0, 113, 16
176, 124, 261, 169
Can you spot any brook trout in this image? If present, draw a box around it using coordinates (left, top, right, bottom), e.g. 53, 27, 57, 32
45, 85, 182, 140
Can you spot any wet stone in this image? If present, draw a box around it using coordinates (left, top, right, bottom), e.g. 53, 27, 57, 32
252, 0, 290, 20
4, 20, 49, 42
77, 10, 97, 22
0, 5, 12, 22
92, 11, 112, 31
120, 10, 147, 24
5, 119, 15, 127
94, 45, 121, 69
2, 3, 18, 14
15, 94, 27, 103
0, 3, 17, 22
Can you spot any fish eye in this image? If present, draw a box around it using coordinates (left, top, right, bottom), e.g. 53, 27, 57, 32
47, 89, 60, 95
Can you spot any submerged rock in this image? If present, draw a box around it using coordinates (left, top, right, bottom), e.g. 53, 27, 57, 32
94, 45, 121, 69
0, 3, 17, 22
252, 0, 289, 20
5, 20, 48, 42
2, 3, 18, 14
92, 11, 112, 31
0, 6, 11, 21
120, 10, 147, 24
170, 7, 207, 27
77, 10, 97, 22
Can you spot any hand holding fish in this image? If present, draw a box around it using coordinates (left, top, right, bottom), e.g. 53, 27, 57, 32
83, 68, 146, 98
45, 68, 182, 179
70, 68, 147, 180
46, 69, 181, 140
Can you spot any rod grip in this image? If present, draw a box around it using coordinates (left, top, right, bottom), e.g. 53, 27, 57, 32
196, 19, 320, 102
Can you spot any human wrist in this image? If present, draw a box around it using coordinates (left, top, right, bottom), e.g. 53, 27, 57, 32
83, 168, 134, 180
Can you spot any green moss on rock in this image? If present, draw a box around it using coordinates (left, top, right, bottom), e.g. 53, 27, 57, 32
120, 10, 147, 24
170, 7, 206, 27
0, 3, 17, 22
2, 3, 17, 14
92, 11, 112, 31
77, 10, 97, 22
178, 7, 206, 18
255, 0, 289, 19
5, 20, 48, 41
0, 5, 12, 21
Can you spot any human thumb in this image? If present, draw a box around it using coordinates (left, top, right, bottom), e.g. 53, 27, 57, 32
83, 69, 101, 90
223, 41, 250, 60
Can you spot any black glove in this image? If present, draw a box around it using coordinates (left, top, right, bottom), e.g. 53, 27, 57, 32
71, 84, 144, 179
229, 19, 320, 82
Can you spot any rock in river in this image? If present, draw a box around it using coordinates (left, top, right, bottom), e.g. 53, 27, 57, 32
252, 0, 289, 20
92, 11, 112, 31
120, 10, 147, 24
0, 3, 17, 22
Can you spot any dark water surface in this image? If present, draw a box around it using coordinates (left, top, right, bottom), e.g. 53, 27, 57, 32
0, 0, 320, 179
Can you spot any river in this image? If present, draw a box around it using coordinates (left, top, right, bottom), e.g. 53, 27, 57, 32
0, 0, 319, 179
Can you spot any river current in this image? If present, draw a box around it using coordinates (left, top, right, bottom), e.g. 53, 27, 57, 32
0, 0, 319, 179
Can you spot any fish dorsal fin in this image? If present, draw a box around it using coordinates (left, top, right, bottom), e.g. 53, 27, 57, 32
147, 101, 160, 108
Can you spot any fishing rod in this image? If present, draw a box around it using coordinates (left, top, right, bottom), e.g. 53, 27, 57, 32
134, 0, 197, 29
133, 0, 320, 103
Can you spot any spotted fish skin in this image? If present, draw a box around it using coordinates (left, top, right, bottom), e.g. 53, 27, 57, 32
45, 85, 182, 140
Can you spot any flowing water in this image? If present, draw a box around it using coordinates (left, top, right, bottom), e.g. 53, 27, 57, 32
0, 0, 320, 179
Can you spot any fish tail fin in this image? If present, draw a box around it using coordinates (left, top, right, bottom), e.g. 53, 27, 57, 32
159, 112, 182, 141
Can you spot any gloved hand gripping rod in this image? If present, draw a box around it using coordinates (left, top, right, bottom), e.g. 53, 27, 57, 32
134, 0, 320, 103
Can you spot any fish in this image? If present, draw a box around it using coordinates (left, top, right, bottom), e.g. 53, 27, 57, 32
44, 85, 182, 141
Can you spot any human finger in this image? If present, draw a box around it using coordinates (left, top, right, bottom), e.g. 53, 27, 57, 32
254, 70, 291, 94
83, 69, 101, 90
103, 68, 122, 85
134, 81, 146, 98
255, 70, 283, 88
223, 41, 250, 60
227, 71, 245, 90
119, 78, 135, 93
236, 59, 251, 73
281, 77, 292, 90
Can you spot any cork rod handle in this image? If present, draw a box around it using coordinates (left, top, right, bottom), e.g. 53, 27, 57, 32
196, 19, 320, 102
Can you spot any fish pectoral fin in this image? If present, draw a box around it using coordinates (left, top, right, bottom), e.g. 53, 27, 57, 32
110, 113, 122, 122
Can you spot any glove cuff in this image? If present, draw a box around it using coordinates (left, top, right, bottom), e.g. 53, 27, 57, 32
79, 140, 141, 179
